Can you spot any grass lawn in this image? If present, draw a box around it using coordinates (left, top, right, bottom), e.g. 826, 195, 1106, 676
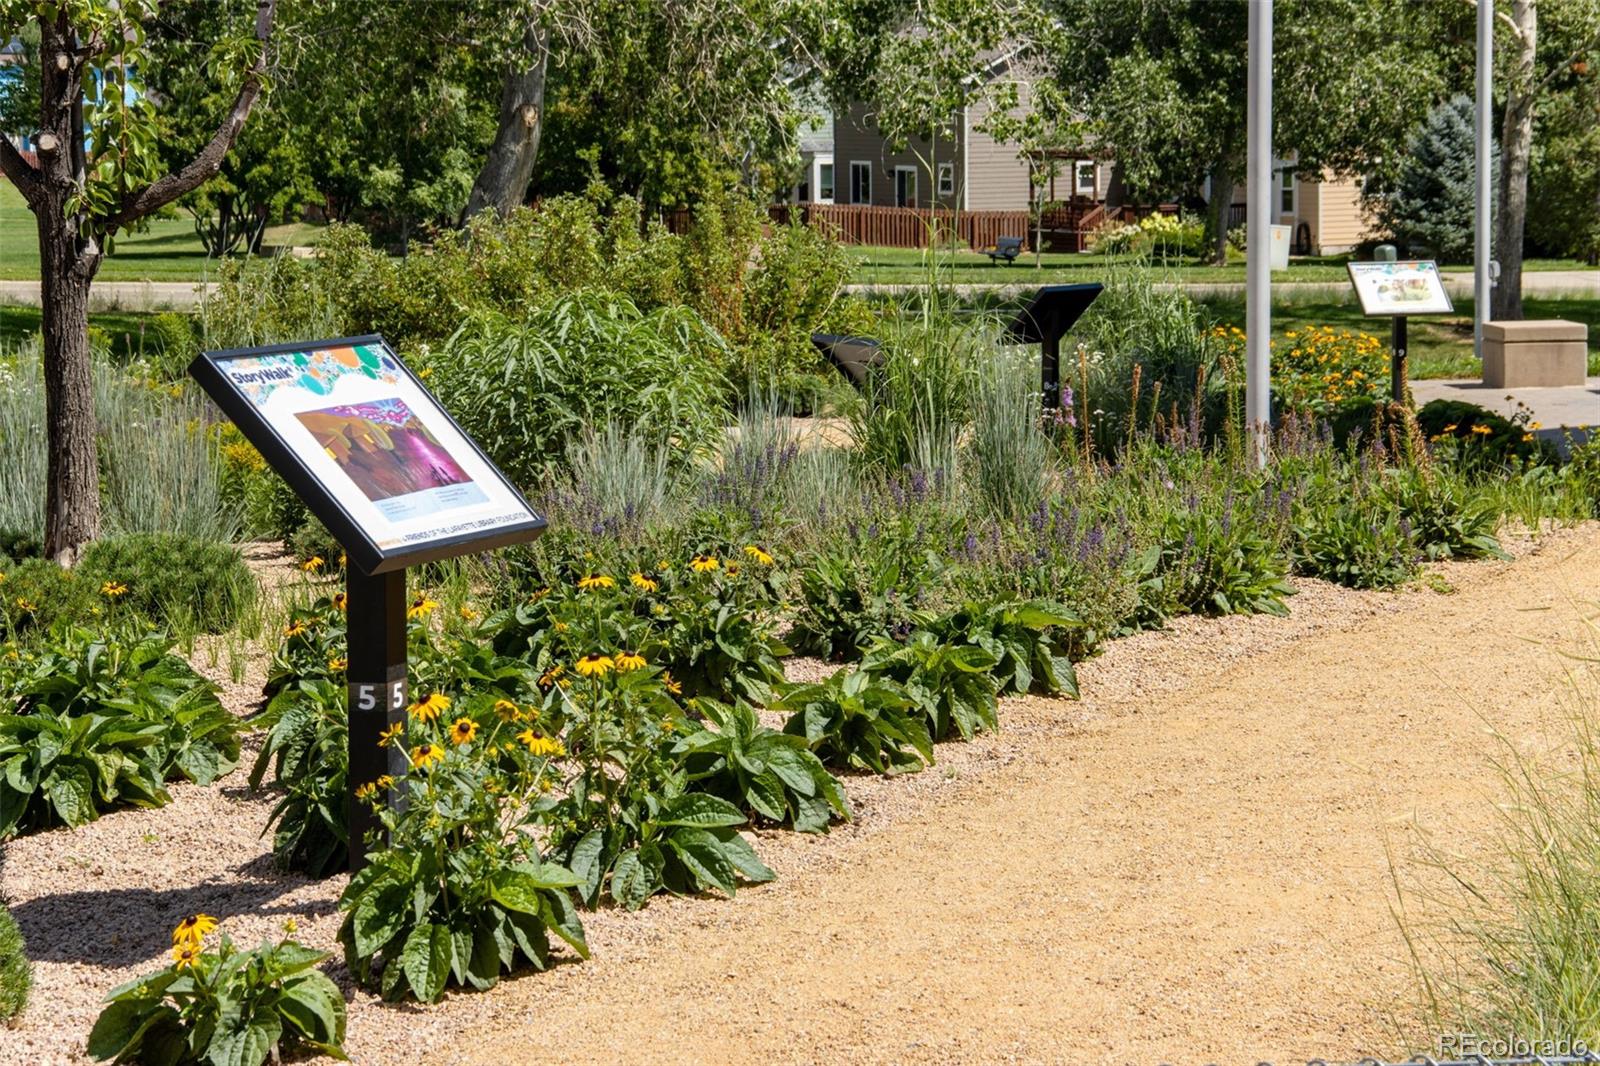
0, 180, 323, 282
0, 304, 170, 362
845, 242, 1599, 287
1196, 291, 1600, 379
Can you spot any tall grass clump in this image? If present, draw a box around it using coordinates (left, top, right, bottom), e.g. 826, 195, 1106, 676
425, 290, 729, 490
850, 310, 983, 472
1397, 642, 1600, 1048
0, 352, 46, 541
0, 903, 27, 1022
560, 423, 679, 535
968, 347, 1053, 519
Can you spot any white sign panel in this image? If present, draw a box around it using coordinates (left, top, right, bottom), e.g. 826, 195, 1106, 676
1346, 260, 1454, 316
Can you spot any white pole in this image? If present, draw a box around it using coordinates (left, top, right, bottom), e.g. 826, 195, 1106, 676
1246, 0, 1273, 467
1474, 0, 1493, 356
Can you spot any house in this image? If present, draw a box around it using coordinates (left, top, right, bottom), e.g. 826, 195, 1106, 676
791, 112, 835, 204
1213, 159, 1380, 256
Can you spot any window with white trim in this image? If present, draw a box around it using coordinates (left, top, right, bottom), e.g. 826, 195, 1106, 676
937, 163, 954, 197
818, 163, 834, 202
1076, 161, 1096, 196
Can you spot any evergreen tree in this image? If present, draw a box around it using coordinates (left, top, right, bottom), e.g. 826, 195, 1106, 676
1375, 95, 1495, 263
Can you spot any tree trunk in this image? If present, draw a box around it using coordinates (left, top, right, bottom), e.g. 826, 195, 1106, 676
464, 20, 551, 220
1493, 0, 1538, 321
1105, 162, 1126, 213
1208, 158, 1234, 266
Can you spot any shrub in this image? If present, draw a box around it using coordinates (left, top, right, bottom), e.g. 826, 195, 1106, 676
250, 679, 349, 879
1214, 324, 1389, 418
0, 558, 98, 639
1417, 399, 1558, 468
423, 292, 729, 489
920, 599, 1082, 698
776, 667, 933, 774
0, 625, 242, 837
1387, 469, 1506, 561
1294, 493, 1419, 589
78, 534, 256, 634
860, 632, 1000, 742
0, 904, 28, 1023
88, 919, 344, 1065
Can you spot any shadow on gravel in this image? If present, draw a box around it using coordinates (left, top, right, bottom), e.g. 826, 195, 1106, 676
10, 875, 337, 967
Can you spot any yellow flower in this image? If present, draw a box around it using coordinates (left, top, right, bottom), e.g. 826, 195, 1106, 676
282, 620, 307, 638
493, 698, 521, 722
410, 743, 444, 770
690, 554, 719, 573
332, 592, 347, 612
409, 692, 451, 723
449, 718, 479, 745
376, 775, 394, 790
171, 942, 202, 970
662, 672, 684, 696
538, 664, 566, 690
300, 556, 324, 573
172, 914, 217, 948
517, 730, 565, 758
615, 650, 646, 672
1522, 432, 1535, 441
1530, 421, 1543, 430
458, 604, 479, 622
743, 545, 774, 566
100, 581, 128, 598
378, 721, 405, 747
1442, 423, 1458, 433
629, 572, 659, 592
577, 574, 615, 591
575, 653, 614, 677
14, 598, 36, 613
354, 780, 379, 801
328, 657, 347, 672
408, 596, 439, 620
1470, 424, 1492, 436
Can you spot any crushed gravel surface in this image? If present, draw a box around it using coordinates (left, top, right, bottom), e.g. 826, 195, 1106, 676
4, 526, 1597, 1064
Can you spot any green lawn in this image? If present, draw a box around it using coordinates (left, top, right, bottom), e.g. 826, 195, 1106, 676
0, 304, 169, 362
845, 243, 1599, 287
0, 180, 323, 282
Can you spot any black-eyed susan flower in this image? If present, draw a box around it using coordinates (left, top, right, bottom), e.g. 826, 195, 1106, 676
690, 554, 719, 573
458, 604, 479, 622
375, 775, 395, 790
332, 592, 347, 612
662, 672, 683, 696
725, 563, 740, 577
577, 574, 615, 591
172, 914, 217, 947
1470, 424, 1492, 436
493, 698, 520, 722
354, 780, 379, 801
408, 596, 439, 620
574, 653, 614, 677
615, 650, 646, 672
743, 544, 774, 566
171, 942, 202, 970
629, 572, 658, 592
410, 743, 444, 770
449, 718, 478, 745
328, 657, 347, 672
282, 620, 307, 638
538, 664, 566, 691
517, 730, 565, 758
100, 580, 128, 598
409, 692, 451, 723
300, 556, 324, 573
378, 721, 405, 747
14, 598, 36, 613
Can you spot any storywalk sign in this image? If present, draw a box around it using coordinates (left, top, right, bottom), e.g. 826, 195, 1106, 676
1345, 261, 1455, 402
190, 335, 546, 869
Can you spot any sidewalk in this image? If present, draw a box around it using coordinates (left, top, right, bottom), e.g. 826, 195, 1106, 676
1412, 375, 1600, 451
0, 279, 213, 311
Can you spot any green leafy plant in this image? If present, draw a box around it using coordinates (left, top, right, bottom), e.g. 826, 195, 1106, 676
673, 698, 851, 833
0, 903, 28, 1023
0, 625, 242, 837
88, 918, 345, 1065
776, 667, 933, 775
1386, 468, 1507, 561
791, 545, 935, 661
860, 632, 1000, 742
249, 679, 348, 879
1294, 494, 1419, 589
921, 600, 1082, 698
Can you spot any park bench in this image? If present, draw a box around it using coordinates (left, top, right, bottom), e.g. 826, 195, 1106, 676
1481, 319, 1590, 388
983, 236, 1024, 265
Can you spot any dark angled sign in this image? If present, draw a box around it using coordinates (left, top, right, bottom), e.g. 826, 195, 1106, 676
190, 335, 545, 575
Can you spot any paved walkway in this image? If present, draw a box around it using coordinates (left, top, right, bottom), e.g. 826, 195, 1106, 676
0, 279, 212, 311
1412, 376, 1600, 450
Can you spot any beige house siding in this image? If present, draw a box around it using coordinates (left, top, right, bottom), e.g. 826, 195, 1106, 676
831, 101, 964, 210
1312, 174, 1375, 253
963, 95, 1033, 212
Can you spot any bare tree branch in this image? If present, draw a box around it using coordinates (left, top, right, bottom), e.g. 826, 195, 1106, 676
0, 135, 44, 213
104, 0, 278, 232
1535, 32, 1600, 94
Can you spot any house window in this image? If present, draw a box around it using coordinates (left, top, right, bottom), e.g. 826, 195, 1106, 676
850, 161, 872, 205
796, 180, 810, 203
894, 166, 917, 208
818, 162, 834, 202
1279, 164, 1296, 215
937, 163, 954, 197
1076, 161, 1096, 196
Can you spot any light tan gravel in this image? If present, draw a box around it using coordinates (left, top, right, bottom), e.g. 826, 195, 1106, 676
4, 525, 1598, 1064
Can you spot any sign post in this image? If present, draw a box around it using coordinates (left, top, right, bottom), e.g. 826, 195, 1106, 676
1345, 260, 1454, 405
1000, 283, 1104, 408
189, 335, 547, 870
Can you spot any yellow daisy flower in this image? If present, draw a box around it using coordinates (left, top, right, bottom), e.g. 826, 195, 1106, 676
409, 743, 444, 770
100, 580, 128, 598
282, 620, 307, 638
743, 545, 774, 566
327, 657, 347, 672
172, 914, 217, 947
332, 592, 347, 612
171, 942, 202, 970
662, 672, 684, 696
629, 572, 659, 592
300, 556, 324, 573
409, 692, 451, 723
378, 721, 405, 747
449, 718, 478, 745
407, 596, 439, 620
615, 650, 646, 672
493, 698, 521, 722
689, 554, 719, 573
577, 574, 615, 591
574, 653, 614, 677
517, 730, 565, 758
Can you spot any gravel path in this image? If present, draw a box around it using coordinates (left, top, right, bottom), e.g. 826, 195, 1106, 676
4, 526, 1597, 1064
